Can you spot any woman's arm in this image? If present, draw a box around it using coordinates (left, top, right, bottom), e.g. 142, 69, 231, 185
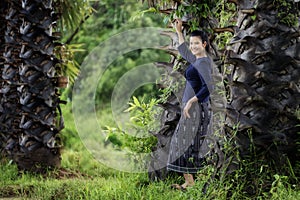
183, 96, 198, 119
174, 19, 196, 64
174, 19, 185, 45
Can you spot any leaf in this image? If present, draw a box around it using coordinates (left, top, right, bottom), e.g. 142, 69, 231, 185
124, 106, 135, 113
133, 96, 141, 107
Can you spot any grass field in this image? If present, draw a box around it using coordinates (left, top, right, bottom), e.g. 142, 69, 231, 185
1, 102, 300, 200
1, 150, 300, 200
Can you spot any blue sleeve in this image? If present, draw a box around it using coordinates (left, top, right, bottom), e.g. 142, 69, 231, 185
195, 60, 212, 102
195, 82, 210, 102
178, 42, 196, 64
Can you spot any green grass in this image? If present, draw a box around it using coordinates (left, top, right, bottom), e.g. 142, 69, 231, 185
1, 100, 300, 199
2, 155, 300, 200
0, 151, 207, 200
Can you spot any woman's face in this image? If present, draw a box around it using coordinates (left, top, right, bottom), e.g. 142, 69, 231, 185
189, 36, 207, 57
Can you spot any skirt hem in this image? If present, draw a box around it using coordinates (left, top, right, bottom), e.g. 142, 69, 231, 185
167, 164, 202, 174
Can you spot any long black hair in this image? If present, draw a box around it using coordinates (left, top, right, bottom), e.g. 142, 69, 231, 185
190, 30, 210, 53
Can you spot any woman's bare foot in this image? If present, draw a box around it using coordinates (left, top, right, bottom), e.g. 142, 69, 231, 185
171, 182, 194, 191
171, 184, 187, 191
183, 174, 195, 187
171, 174, 195, 191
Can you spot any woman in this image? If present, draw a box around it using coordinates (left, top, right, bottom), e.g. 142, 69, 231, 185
167, 19, 213, 190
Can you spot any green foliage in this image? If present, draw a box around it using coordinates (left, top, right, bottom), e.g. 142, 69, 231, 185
53, 0, 93, 82
273, 0, 299, 27
99, 96, 160, 170
66, 0, 169, 103
177, 4, 210, 31
208, 124, 300, 199
130, 7, 158, 22
71, 0, 167, 63
55, 43, 84, 84
124, 96, 160, 152
125, 96, 158, 129
156, 61, 185, 103
56, 0, 93, 36
161, 0, 219, 32
0, 160, 19, 185
96, 49, 169, 105
213, 2, 237, 50
104, 96, 160, 154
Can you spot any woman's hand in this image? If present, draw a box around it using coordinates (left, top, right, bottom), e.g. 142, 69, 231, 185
183, 96, 198, 119
173, 19, 185, 45
183, 101, 192, 119
173, 19, 183, 33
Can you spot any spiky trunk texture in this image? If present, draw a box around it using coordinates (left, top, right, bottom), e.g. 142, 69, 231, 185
0, 0, 63, 172
0, 1, 8, 154
225, 0, 300, 176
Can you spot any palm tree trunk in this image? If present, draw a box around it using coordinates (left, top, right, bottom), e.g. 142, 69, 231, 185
0, 1, 9, 155
225, 0, 300, 176
0, 0, 63, 172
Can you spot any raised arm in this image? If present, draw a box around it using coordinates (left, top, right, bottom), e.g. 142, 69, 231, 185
178, 43, 197, 64
174, 19, 185, 45
173, 19, 196, 64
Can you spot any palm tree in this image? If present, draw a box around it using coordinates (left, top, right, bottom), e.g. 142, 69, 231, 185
144, 0, 300, 187
0, 1, 8, 155
224, 0, 300, 180
0, 0, 90, 173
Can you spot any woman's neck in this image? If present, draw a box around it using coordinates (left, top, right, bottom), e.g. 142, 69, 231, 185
196, 53, 207, 58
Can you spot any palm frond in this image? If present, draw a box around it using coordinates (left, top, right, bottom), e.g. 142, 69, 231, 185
55, 0, 93, 34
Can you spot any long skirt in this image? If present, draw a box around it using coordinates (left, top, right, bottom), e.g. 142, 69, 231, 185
167, 101, 211, 174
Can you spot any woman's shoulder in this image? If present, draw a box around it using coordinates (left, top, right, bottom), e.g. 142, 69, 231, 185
194, 57, 212, 74
195, 57, 211, 65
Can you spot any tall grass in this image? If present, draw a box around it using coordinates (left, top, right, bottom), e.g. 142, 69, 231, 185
2, 158, 300, 200
1, 98, 300, 199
